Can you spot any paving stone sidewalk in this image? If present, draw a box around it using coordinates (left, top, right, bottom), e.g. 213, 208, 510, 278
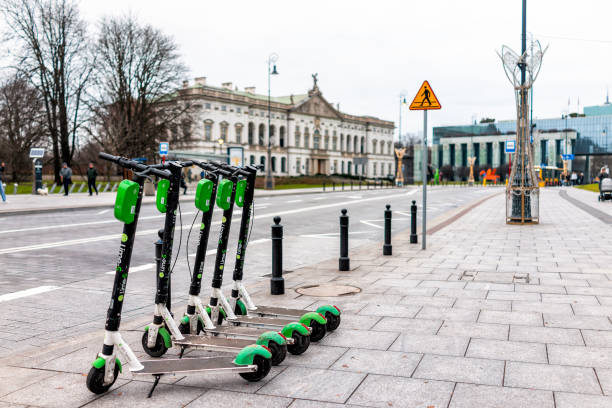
2, 187, 612, 407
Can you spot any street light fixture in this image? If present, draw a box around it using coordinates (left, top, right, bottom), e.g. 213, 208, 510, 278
264, 53, 279, 190
398, 91, 407, 144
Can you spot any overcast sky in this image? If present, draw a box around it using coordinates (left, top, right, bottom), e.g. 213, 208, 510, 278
78, 0, 612, 138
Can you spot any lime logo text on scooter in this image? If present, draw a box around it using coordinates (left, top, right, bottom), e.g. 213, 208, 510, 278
121, 233, 128, 242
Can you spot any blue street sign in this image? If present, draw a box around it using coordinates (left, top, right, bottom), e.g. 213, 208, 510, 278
562, 154, 574, 160
504, 140, 516, 154
159, 142, 169, 156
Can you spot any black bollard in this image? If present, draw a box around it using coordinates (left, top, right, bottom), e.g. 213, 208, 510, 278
323, 182, 326, 192
333, 182, 335, 191
270, 216, 285, 295
410, 200, 418, 244
342, 182, 345, 191
339, 209, 350, 271
383, 204, 392, 255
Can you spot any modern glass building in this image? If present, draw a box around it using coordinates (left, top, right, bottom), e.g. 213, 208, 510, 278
432, 100, 612, 180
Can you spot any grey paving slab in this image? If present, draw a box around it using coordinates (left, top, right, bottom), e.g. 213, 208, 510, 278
542, 294, 600, 305
467, 338, 547, 363
318, 328, 399, 350
505, 361, 601, 394
370, 316, 442, 334
597, 368, 612, 395
543, 314, 612, 330
175, 366, 286, 393
416, 306, 479, 322
186, 389, 292, 408
515, 284, 567, 294
256, 366, 365, 404
398, 294, 455, 307
280, 345, 348, 369
509, 325, 584, 346
573, 304, 612, 316
84, 381, 206, 407
449, 383, 554, 408
0, 366, 58, 397
548, 344, 612, 368
511, 300, 573, 314
583, 330, 612, 347
435, 288, 488, 299
487, 291, 541, 302
413, 354, 505, 386
437, 321, 509, 340
453, 298, 511, 311
333, 314, 381, 330
0, 372, 123, 407
479, 310, 543, 326
288, 401, 364, 408
554, 392, 612, 408
330, 348, 422, 377
389, 333, 470, 356
357, 303, 420, 318
346, 374, 454, 408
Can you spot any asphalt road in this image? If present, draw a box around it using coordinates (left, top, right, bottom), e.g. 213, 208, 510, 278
0, 186, 495, 356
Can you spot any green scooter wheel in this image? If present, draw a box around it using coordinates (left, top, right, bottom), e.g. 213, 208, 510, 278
309, 320, 327, 342
287, 332, 310, 355
179, 318, 203, 335
86, 365, 119, 394
325, 312, 341, 331
239, 355, 271, 382
141, 330, 168, 357
267, 340, 287, 366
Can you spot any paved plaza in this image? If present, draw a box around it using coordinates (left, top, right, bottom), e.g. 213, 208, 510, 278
1, 186, 612, 407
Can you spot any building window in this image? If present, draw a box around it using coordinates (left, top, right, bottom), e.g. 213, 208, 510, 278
235, 124, 243, 144
373, 162, 377, 176
313, 130, 320, 149
182, 119, 192, 140
461, 144, 467, 167
340, 134, 344, 151
296, 158, 301, 174
332, 136, 337, 151
281, 157, 286, 173
304, 128, 310, 148
260, 156, 266, 170
250, 155, 255, 165
360, 137, 365, 154
353, 137, 358, 153
237, 107, 242, 114
540, 140, 548, 165
220, 122, 228, 142
258, 124, 265, 146
305, 158, 310, 175
271, 157, 277, 172
279, 126, 285, 147
347, 161, 352, 175
486, 142, 493, 166
295, 127, 301, 148
380, 140, 385, 155
499, 141, 505, 165
438, 145, 443, 168
450, 144, 456, 167
372, 139, 377, 154
204, 121, 213, 141
205, 103, 211, 109
473, 143, 480, 166
555, 139, 562, 168
221, 105, 227, 112
248, 122, 254, 145
269, 125, 275, 145
341, 161, 345, 174
324, 136, 329, 150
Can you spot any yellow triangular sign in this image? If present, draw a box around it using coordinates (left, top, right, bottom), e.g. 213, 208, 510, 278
409, 80, 441, 110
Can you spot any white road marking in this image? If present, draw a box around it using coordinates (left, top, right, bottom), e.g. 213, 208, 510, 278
105, 263, 155, 275
313, 197, 328, 200
287, 200, 301, 203
300, 231, 371, 238
360, 220, 383, 229
0, 211, 196, 235
0, 190, 414, 254
97, 209, 110, 215
347, 196, 362, 199
0, 286, 59, 302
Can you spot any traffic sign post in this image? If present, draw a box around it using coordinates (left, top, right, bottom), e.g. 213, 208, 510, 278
409, 81, 441, 250
159, 142, 169, 164
29, 148, 45, 195
562, 154, 574, 161
505, 140, 516, 154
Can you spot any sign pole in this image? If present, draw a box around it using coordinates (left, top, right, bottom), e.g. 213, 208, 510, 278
422, 110, 427, 250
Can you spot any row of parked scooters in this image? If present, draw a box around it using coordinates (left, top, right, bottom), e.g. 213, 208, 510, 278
86, 153, 341, 397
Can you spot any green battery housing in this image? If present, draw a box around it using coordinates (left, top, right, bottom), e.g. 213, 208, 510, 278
216, 179, 233, 210
235, 179, 247, 208
156, 179, 170, 213
114, 180, 139, 224
195, 179, 214, 212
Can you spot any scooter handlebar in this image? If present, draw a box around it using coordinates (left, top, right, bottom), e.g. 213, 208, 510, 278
190, 160, 233, 177
98, 152, 171, 179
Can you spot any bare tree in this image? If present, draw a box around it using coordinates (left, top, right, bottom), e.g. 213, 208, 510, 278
1, 0, 92, 183
87, 15, 192, 159
0, 74, 46, 181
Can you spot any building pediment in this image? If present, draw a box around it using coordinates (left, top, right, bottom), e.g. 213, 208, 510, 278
291, 94, 342, 120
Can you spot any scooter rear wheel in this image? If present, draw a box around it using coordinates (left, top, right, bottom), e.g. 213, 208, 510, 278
86, 364, 119, 394
325, 312, 341, 331
239, 355, 271, 382
267, 340, 287, 366
287, 332, 310, 355
141, 330, 168, 357
309, 320, 327, 342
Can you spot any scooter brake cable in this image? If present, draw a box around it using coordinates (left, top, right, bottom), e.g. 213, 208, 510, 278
185, 209, 200, 277
170, 201, 183, 274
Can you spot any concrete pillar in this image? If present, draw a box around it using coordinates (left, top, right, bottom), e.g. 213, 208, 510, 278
492, 140, 501, 168
442, 144, 450, 167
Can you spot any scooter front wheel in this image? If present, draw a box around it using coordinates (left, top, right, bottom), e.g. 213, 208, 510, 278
325, 312, 341, 331
267, 340, 287, 366
141, 330, 168, 357
239, 355, 271, 382
86, 365, 119, 394
287, 332, 310, 355
309, 320, 327, 342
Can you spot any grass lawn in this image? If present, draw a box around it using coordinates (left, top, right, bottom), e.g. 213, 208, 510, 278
575, 184, 599, 193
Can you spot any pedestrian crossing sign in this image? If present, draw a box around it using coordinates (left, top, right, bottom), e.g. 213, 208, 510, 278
409, 80, 441, 110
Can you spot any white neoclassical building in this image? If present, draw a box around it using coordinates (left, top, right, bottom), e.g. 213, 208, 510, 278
169, 76, 395, 178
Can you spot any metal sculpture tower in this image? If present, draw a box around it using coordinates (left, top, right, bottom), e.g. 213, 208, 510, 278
498, 0, 546, 224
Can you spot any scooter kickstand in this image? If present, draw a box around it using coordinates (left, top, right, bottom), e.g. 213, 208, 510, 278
179, 346, 185, 359
148, 375, 162, 398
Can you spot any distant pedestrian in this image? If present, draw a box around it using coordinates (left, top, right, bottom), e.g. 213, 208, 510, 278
187, 168, 193, 183
87, 162, 98, 196
0, 161, 6, 202
570, 172, 577, 186
579, 172, 584, 185
60, 162, 72, 196
180, 172, 188, 195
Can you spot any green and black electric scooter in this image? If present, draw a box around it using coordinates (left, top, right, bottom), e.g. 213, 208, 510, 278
203, 163, 323, 353
216, 163, 342, 338
86, 153, 272, 397
146, 160, 290, 365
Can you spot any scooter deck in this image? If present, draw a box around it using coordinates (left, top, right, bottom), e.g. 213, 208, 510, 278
132, 356, 256, 375
173, 334, 256, 353
247, 305, 312, 319
226, 315, 297, 330
202, 326, 295, 345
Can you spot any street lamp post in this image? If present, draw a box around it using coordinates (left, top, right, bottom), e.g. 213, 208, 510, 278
398, 92, 407, 143
264, 53, 279, 190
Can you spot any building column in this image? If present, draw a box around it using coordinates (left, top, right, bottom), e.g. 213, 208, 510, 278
492, 141, 500, 168
442, 144, 450, 167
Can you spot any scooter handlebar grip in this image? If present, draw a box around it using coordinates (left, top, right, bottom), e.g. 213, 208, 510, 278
149, 168, 172, 179
98, 152, 119, 163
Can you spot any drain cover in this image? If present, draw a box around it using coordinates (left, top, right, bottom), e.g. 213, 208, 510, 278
296, 284, 361, 297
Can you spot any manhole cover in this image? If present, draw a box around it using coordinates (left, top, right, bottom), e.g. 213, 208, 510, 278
295, 284, 361, 297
